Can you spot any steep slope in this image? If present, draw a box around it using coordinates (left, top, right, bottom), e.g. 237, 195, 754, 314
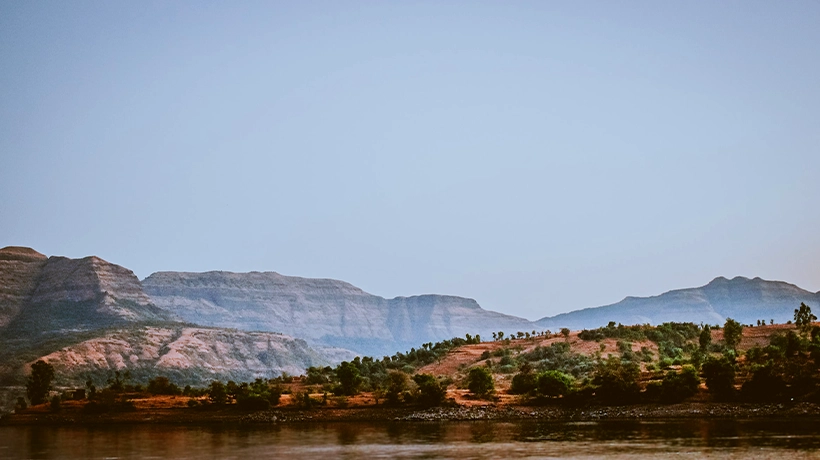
0, 246, 48, 328
32, 325, 354, 386
0, 248, 352, 386
537, 276, 820, 331
142, 271, 535, 356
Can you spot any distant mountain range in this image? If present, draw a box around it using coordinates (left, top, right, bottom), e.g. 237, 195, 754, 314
536, 276, 820, 330
142, 270, 532, 357
1, 245, 818, 387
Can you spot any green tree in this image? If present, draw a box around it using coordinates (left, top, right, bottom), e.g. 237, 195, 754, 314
412, 374, 447, 407
466, 367, 495, 397
794, 302, 817, 337
384, 370, 409, 405
659, 364, 700, 402
536, 370, 574, 398
592, 357, 640, 404
335, 361, 363, 396
208, 381, 228, 405
699, 325, 712, 351
510, 363, 537, 395
26, 360, 55, 406
723, 318, 743, 351
701, 356, 735, 401
560, 328, 571, 339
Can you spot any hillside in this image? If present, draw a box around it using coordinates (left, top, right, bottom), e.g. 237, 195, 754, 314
142, 271, 534, 356
537, 276, 820, 331
0, 247, 350, 386
34, 325, 353, 386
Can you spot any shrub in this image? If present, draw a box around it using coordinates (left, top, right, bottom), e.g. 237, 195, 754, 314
592, 357, 640, 404
536, 370, 574, 398
412, 374, 447, 407
467, 367, 495, 397
510, 364, 538, 395
147, 376, 182, 395
659, 365, 700, 402
384, 370, 409, 405
742, 364, 787, 402
702, 356, 736, 401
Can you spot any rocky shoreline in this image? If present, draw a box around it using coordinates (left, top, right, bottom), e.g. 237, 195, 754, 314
4, 402, 820, 426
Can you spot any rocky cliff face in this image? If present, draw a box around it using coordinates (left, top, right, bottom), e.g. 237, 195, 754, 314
0, 248, 352, 387
34, 325, 354, 386
536, 276, 820, 331
0, 247, 171, 335
142, 271, 535, 356
0, 247, 47, 327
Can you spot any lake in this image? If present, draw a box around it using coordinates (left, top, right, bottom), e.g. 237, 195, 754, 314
2, 419, 820, 459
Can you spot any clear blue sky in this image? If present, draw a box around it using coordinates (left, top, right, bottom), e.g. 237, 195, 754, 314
2, 1, 819, 320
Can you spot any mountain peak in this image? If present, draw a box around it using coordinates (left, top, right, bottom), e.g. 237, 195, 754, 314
0, 246, 47, 262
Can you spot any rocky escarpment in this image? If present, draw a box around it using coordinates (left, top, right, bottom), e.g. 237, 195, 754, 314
33, 325, 354, 386
537, 276, 820, 331
142, 271, 535, 356
0, 247, 48, 328
0, 248, 353, 387
1, 248, 172, 335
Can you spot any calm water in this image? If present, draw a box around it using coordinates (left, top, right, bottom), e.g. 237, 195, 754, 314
2, 419, 820, 459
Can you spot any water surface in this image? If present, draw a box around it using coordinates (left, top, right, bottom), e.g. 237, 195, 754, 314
2, 419, 820, 459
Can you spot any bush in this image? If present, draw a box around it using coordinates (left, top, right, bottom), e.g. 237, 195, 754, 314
467, 367, 495, 397
702, 356, 736, 401
536, 370, 574, 398
659, 365, 700, 402
412, 374, 447, 407
384, 370, 409, 405
510, 364, 538, 395
208, 381, 228, 405
742, 364, 787, 402
592, 357, 640, 404
147, 376, 182, 395
236, 394, 271, 411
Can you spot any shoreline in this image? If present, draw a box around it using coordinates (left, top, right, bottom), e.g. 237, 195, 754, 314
3, 401, 820, 426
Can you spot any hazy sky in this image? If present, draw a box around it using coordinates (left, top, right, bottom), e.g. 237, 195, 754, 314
2, 1, 819, 320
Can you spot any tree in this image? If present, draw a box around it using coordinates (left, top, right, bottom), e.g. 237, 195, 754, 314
510, 363, 537, 395
723, 318, 743, 351
412, 374, 447, 407
702, 356, 735, 401
467, 367, 495, 397
592, 357, 640, 404
335, 361, 363, 396
794, 302, 817, 337
26, 360, 55, 406
560, 328, 570, 339
208, 381, 227, 405
536, 370, 574, 398
659, 365, 700, 402
384, 370, 409, 405
699, 325, 712, 351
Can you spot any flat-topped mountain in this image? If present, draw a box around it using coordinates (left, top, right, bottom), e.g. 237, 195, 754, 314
142, 271, 534, 356
0, 247, 351, 386
537, 276, 820, 331
0, 247, 48, 327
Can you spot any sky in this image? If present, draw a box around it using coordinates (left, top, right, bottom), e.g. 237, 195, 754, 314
1, 1, 819, 321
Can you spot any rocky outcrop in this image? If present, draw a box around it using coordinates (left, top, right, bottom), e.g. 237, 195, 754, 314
142, 271, 535, 356
0, 247, 47, 328
34, 325, 355, 386
3, 252, 172, 336
537, 276, 820, 331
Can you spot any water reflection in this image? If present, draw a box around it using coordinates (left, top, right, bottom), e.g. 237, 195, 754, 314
2, 419, 820, 459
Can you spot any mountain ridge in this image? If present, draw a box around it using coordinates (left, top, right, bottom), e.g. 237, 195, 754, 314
536, 275, 820, 330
